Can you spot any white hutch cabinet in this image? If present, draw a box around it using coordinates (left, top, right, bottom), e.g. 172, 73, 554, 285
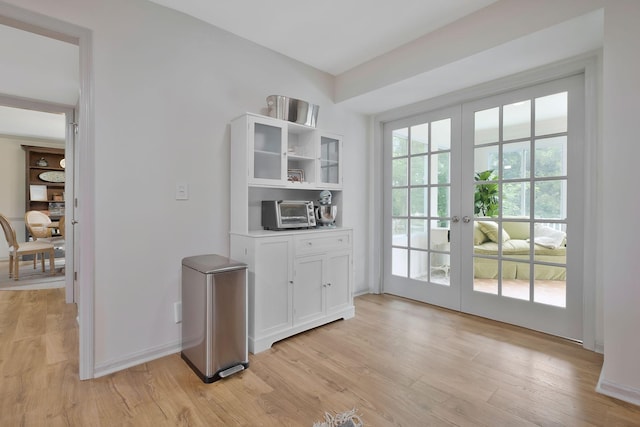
229, 113, 354, 354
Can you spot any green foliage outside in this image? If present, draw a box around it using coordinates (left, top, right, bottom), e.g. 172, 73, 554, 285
474, 169, 499, 217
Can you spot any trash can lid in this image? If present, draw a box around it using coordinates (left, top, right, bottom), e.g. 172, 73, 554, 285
182, 254, 247, 274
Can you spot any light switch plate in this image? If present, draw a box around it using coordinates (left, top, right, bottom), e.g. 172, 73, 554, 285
175, 183, 189, 200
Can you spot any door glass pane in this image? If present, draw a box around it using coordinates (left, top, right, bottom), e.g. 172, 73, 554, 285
409, 250, 429, 281
432, 152, 450, 184
410, 187, 428, 216
392, 158, 408, 186
431, 187, 450, 218
535, 92, 567, 136
392, 188, 408, 216
431, 118, 451, 151
410, 219, 428, 250
501, 262, 530, 300
534, 180, 565, 219
475, 107, 499, 145
534, 265, 566, 307
503, 100, 531, 141
411, 123, 428, 154
473, 260, 498, 294
393, 128, 408, 157
535, 136, 567, 177
503, 141, 530, 179
502, 182, 530, 218
392, 248, 408, 277
474, 180, 499, 218
474, 145, 499, 177
392, 219, 408, 246
410, 155, 428, 186
430, 225, 450, 285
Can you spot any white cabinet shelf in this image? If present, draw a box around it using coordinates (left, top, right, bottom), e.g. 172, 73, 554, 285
231, 113, 344, 234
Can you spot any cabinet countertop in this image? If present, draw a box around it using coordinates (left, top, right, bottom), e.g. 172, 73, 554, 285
230, 227, 352, 238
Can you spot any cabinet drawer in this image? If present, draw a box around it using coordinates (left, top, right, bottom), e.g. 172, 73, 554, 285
295, 232, 351, 256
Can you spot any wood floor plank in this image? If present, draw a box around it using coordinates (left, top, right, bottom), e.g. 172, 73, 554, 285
1, 290, 639, 426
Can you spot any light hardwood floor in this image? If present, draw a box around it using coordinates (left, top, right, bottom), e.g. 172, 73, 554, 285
1, 289, 639, 426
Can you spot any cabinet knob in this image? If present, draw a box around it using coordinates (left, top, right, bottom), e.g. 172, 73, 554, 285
327, 282, 332, 287
307, 242, 312, 246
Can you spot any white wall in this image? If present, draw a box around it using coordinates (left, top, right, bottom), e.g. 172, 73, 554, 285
598, 0, 640, 405
0, 137, 27, 258
2, 0, 370, 374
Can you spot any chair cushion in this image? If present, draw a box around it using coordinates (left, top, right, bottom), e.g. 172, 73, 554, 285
16, 240, 54, 253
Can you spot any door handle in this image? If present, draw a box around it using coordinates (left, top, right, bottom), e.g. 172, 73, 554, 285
462, 216, 471, 223
452, 216, 460, 223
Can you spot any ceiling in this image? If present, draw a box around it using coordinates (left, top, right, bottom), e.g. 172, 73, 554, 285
147, 0, 499, 76
0, 1, 603, 140
145, 0, 603, 114
0, 105, 66, 141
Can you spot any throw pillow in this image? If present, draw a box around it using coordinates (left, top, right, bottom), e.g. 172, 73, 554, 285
477, 221, 510, 243
473, 222, 488, 245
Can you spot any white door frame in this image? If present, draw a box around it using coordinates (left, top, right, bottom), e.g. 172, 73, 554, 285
0, 2, 96, 379
373, 55, 599, 351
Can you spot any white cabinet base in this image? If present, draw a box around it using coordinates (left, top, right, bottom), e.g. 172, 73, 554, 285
250, 306, 355, 353
231, 229, 354, 354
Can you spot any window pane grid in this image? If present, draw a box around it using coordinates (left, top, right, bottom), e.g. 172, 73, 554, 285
391, 118, 451, 282
473, 91, 568, 303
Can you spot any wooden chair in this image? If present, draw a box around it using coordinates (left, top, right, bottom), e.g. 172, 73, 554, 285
59, 215, 66, 238
25, 210, 53, 238
25, 210, 64, 246
0, 213, 55, 280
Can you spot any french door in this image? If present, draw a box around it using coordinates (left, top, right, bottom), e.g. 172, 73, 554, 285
383, 75, 585, 340
383, 106, 461, 310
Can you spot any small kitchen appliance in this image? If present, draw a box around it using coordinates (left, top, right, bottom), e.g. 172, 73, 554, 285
315, 190, 337, 228
261, 200, 316, 230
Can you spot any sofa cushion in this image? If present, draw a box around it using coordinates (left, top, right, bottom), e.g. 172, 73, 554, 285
474, 239, 530, 255
503, 221, 530, 240
477, 221, 510, 243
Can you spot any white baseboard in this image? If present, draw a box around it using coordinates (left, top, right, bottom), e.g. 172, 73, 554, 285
596, 375, 640, 407
93, 340, 182, 378
594, 341, 604, 354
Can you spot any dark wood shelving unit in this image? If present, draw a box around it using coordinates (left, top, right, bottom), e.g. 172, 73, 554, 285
22, 145, 66, 221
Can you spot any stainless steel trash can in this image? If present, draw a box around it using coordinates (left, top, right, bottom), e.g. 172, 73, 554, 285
181, 254, 248, 383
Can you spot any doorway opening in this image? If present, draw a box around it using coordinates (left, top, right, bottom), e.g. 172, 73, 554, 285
0, 3, 95, 380
0, 102, 74, 295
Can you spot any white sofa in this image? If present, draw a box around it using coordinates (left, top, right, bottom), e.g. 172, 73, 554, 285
473, 220, 566, 280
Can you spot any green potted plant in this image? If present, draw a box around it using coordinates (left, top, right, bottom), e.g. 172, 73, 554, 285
474, 169, 499, 217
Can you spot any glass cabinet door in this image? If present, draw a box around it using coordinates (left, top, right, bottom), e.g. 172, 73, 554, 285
251, 119, 285, 183
319, 134, 342, 187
